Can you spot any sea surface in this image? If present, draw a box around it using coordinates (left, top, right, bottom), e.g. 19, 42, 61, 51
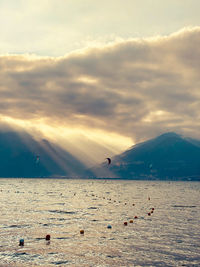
0, 179, 199, 267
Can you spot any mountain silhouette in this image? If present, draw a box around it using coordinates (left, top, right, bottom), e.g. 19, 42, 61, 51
89, 132, 200, 180
1, 131, 200, 180
0, 130, 86, 178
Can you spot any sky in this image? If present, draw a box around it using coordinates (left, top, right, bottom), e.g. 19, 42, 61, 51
1, 0, 200, 165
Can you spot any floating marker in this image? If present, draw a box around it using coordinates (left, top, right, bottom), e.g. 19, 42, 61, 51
148, 212, 151, 216
107, 224, 112, 229
129, 220, 133, 223
80, 230, 84, 234
45, 234, 51, 241
124, 222, 128, 226
152, 208, 154, 210
19, 239, 24, 246
151, 210, 153, 213
134, 216, 138, 219
132, 204, 135, 206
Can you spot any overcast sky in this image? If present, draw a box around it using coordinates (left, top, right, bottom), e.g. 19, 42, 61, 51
0, 0, 200, 164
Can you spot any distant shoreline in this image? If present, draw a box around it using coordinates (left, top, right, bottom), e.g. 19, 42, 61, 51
0, 177, 199, 181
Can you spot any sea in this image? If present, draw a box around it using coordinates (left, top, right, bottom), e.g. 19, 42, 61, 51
0, 179, 199, 267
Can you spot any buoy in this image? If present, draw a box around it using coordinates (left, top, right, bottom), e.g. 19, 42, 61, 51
148, 197, 150, 200
129, 219, 133, 223
124, 222, 128, 226
45, 234, 51, 241
19, 239, 24, 246
151, 210, 153, 213
132, 204, 135, 206
125, 203, 127, 205
134, 216, 138, 219
107, 224, 112, 229
80, 230, 84, 234
152, 208, 154, 210
148, 212, 151, 216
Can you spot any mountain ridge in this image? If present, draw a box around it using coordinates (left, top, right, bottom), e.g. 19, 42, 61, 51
0, 130, 86, 177
0, 130, 200, 180
88, 132, 200, 181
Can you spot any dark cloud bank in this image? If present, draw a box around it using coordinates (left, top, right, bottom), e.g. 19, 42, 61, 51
0, 27, 200, 142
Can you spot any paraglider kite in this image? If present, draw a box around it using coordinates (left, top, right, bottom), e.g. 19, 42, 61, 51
106, 157, 111, 165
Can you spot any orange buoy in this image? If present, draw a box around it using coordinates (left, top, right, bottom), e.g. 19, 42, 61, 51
134, 216, 138, 219
80, 230, 84, 234
129, 219, 133, 223
45, 234, 51, 241
124, 222, 128, 226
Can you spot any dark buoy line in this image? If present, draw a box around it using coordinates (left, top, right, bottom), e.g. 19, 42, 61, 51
16, 207, 155, 246
15, 193, 155, 247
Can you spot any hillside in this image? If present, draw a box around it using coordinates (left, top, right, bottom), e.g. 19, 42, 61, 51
1, 131, 200, 180
89, 132, 200, 180
0, 130, 86, 178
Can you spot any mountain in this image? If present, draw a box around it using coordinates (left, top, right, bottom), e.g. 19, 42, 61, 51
1, 131, 200, 180
89, 132, 200, 181
0, 130, 86, 178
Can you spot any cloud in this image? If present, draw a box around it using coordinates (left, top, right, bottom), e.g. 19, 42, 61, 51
1, 27, 200, 143
1, 0, 200, 56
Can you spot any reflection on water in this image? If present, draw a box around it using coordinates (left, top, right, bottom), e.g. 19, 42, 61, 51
0, 179, 199, 266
